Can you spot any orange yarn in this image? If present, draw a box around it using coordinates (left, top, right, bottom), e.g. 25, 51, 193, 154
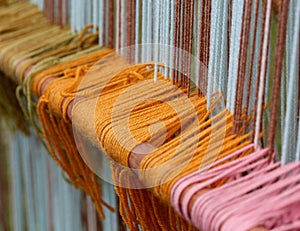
112, 162, 198, 231
89, 62, 252, 204
32, 48, 254, 227
68, 59, 244, 229
36, 49, 115, 219
32, 48, 113, 97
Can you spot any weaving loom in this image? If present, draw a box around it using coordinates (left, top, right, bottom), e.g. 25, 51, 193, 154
0, 0, 299, 230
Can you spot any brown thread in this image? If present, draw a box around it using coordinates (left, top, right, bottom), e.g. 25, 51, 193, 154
185, 0, 194, 95
243, 0, 260, 134
49, 0, 54, 23
198, 0, 211, 96
234, 0, 252, 134
108, 0, 114, 48
173, 0, 180, 85
272, 0, 281, 15
62, 0, 68, 26
126, 0, 132, 61
117, 0, 122, 50
252, 0, 267, 141
181, 0, 186, 88
57, 0, 63, 26
233, 0, 247, 132
132, 0, 136, 50
227, 0, 232, 77
103, 0, 107, 46
268, 0, 289, 153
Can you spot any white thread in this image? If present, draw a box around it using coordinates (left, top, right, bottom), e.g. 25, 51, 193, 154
282, 0, 300, 164
254, 0, 272, 149
86, 0, 91, 25
80, 0, 84, 32
213, 0, 222, 92
9, 132, 24, 231
169, 0, 175, 80
163, 0, 170, 79
99, 0, 104, 46
93, 0, 98, 33
288, 0, 298, 162
219, 0, 228, 94
76, 0, 80, 33
147, 0, 153, 61
115, 0, 120, 49
141, 1, 147, 63
154, 0, 160, 82
226, 0, 239, 111
160, 0, 165, 69
230, 0, 244, 113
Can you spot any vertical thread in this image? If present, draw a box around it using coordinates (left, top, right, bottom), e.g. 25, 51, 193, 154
141, 0, 147, 62
207, 0, 219, 108
62, 0, 68, 26
147, 0, 152, 61
108, 0, 114, 48
254, 0, 272, 149
243, 0, 260, 133
196, 0, 202, 95
93, 0, 98, 33
104, 0, 108, 46
198, 0, 211, 96
154, 0, 160, 82
99, 0, 104, 46
57, 0, 63, 26
186, 0, 194, 95
282, 0, 300, 164
115, 0, 120, 49
169, 0, 175, 81
252, 0, 266, 142
126, 0, 132, 60
233, 0, 253, 133
268, 0, 290, 154
163, 0, 171, 79
135, 0, 140, 63
173, 0, 180, 84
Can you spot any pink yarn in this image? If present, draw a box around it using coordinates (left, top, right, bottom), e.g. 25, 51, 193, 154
273, 220, 300, 231
192, 160, 279, 230
201, 162, 300, 230
171, 143, 300, 231
171, 145, 269, 221
171, 144, 255, 216
213, 163, 300, 230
